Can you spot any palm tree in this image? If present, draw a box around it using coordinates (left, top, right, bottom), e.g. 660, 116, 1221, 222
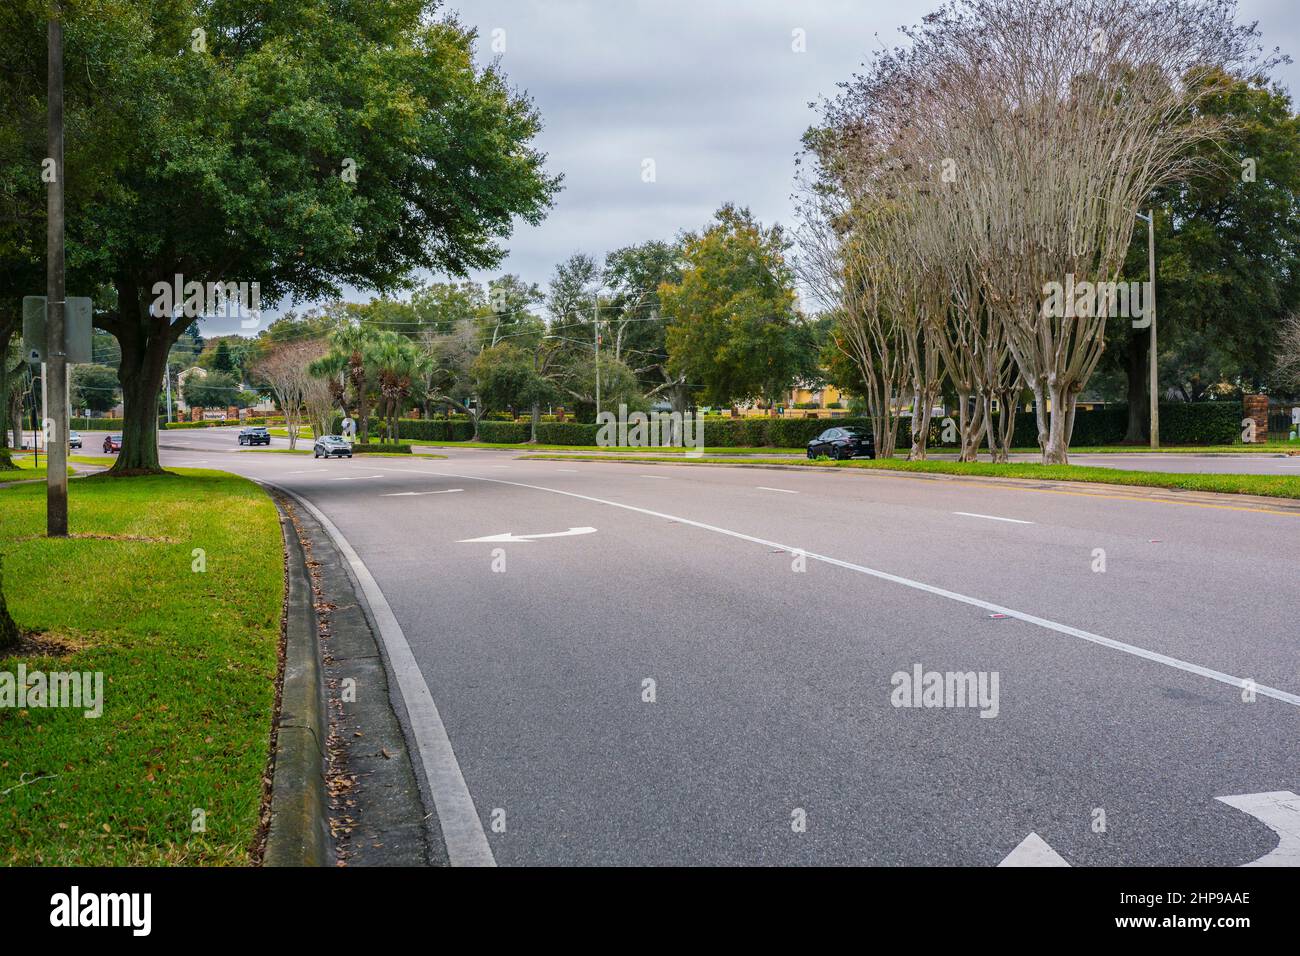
309, 325, 380, 442
373, 333, 427, 442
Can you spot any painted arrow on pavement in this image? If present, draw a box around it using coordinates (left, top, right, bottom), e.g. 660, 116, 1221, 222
997, 791, 1300, 867
997, 832, 1070, 867
1216, 791, 1300, 866
457, 526, 596, 544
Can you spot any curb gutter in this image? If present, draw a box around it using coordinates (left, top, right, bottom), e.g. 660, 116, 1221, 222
264, 494, 333, 867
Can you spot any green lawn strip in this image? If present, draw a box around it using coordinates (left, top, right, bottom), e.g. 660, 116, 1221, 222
404, 438, 1300, 456
1021, 443, 1297, 455
0, 456, 77, 483
0, 468, 283, 865
521, 454, 1300, 501
250, 447, 445, 459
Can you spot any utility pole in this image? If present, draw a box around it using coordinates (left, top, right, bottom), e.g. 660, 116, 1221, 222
46, 7, 68, 537
165, 361, 173, 423
1146, 208, 1159, 448
593, 294, 601, 419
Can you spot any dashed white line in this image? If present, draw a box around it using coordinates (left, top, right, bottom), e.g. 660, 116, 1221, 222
330, 474, 384, 481
370, 464, 1300, 709
758, 486, 798, 494
381, 489, 464, 497
640, 474, 670, 479
953, 511, 1034, 525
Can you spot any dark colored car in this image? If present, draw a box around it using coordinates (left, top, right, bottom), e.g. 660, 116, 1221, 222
103, 434, 122, 454
69, 431, 82, 449
807, 426, 875, 460
313, 435, 353, 459
239, 426, 271, 446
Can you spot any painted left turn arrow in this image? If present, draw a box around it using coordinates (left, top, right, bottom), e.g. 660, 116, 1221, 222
997, 832, 1070, 867
457, 526, 597, 544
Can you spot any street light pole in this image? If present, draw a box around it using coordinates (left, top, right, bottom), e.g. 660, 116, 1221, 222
46, 7, 69, 537
593, 293, 600, 419
1145, 208, 1159, 448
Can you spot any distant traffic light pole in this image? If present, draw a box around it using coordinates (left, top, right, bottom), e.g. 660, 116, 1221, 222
46, 6, 69, 536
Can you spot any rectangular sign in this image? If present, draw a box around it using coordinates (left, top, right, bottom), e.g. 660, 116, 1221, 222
22, 296, 93, 364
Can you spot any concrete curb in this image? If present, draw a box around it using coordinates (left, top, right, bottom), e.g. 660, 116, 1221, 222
264, 494, 333, 867
520, 454, 1300, 515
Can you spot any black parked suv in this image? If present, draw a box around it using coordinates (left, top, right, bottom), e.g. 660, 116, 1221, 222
807, 426, 875, 460
238, 426, 271, 446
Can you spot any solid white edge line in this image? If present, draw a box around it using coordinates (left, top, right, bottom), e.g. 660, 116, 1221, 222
370, 465, 1300, 709
953, 511, 1034, 525
259, 481, 496, 867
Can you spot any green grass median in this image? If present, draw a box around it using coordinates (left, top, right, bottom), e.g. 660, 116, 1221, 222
0, 469, 283, 865
523, 454, 1300, 501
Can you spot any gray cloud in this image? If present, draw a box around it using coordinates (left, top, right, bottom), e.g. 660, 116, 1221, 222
249, 0, 1298, 326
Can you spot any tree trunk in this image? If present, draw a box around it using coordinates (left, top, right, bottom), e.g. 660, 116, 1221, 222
1122, 329, 1148, 443
1031, 379, 1049, 453
529, 401, 540, 442
0, 552, 22, 651
110, 333, 169, 476
959, 393, 987, 462
0, 329, 20, 470
1042, 381, 1074, 465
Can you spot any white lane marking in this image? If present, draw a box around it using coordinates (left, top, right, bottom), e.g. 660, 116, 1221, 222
953, 511, 1034, 525
262, 482, 495, 867
371, 466, 1300, 709
490, 465, 510, 469
330, 474, 384, 481
1216, 791, 1300, 866
998, 833, 1070, 867
458, 526, 596, 544
556, 469, 579, 473
381, 489, 464, 497
640, 474, 670, 479
175, 460, 210, 465
758, 486, 798, 494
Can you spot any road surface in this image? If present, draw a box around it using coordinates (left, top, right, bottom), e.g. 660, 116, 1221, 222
143, 427, 1299, 865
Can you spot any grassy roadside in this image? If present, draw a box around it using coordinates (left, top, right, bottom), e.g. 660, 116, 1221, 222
252, 448, 447, 459
0, 469, 283, 864
523, 453, 1300, 502
0, 455, 77, 483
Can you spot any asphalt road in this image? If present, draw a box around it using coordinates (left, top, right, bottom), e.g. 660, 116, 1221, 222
151, 427, 1299, 866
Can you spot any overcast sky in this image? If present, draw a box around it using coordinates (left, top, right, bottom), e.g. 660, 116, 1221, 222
452, 0, 1299, 294
231, 0, 1298, 331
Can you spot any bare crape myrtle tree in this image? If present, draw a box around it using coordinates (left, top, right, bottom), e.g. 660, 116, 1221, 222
806, 0, 1273, 463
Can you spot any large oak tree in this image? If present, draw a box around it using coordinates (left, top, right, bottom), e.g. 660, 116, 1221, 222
1, 0, 559, 473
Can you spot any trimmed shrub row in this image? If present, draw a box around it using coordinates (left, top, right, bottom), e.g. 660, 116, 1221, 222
350, 443, 411, 454
334, 402, 1243, 449
71, 418, 123, 431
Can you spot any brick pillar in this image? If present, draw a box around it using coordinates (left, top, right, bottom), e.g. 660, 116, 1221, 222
1243, 394, 1269, 443
190, 407, 202, 422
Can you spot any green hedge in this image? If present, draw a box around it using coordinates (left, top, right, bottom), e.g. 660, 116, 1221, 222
478, 421, 530, 443
71, 418, 123, 431
535, 422, 601, 445
163, 419, 241, 429
332, 402, 1243, 449
1005, 402, 1239, 448
394, 419, 477, 442
350, 443, 410, 454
